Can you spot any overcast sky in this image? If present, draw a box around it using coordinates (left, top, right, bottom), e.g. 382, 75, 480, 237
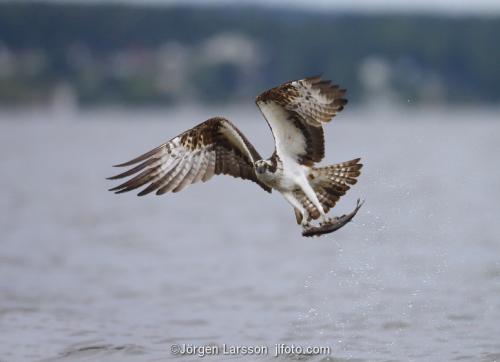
7, 0, 500, 15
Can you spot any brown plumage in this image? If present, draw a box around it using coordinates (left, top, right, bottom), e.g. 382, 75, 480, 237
108, 76, 363, 237
108, 117, 271, 196
256, 75, 347, 166
292, 158, 363, 223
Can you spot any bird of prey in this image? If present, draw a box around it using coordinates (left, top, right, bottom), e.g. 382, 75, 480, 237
108, 76, 363, 237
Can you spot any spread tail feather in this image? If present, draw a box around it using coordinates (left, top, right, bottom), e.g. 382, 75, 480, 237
292, 158, 363, 223
311, 158, 363, 214
313, 158, 362, 186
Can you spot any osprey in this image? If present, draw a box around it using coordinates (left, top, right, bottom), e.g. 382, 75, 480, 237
108, 76, 363, 237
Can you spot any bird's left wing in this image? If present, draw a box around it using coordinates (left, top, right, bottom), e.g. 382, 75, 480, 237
256, 76, 347, 166
108, 117, 271, 195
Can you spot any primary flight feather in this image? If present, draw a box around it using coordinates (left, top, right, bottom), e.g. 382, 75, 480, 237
108, 76, 363, 236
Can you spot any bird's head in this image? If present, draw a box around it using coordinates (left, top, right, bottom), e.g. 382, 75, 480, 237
255, 159, 273, 174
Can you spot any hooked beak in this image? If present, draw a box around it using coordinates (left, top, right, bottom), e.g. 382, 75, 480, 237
256, 165, 266, 174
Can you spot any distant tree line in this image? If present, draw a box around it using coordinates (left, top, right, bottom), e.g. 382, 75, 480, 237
0, 2, 498, 106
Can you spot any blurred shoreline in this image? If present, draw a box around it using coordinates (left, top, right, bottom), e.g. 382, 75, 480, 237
0, 103, 498, 124
1, 2, 499, 108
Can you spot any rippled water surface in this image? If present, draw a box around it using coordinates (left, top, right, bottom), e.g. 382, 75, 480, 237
1, 106, 500, 362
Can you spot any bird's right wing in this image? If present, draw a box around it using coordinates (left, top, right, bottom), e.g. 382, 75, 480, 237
107, 117, 271, 196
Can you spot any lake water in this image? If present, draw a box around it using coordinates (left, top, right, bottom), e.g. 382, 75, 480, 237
1, 106, 499, 362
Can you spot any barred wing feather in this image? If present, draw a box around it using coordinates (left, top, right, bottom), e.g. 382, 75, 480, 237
107, 117, 271, 196
256, 76, 347, 166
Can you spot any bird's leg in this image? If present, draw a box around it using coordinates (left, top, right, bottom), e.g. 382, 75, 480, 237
300, 212, 312, 230
319, 215, 335, 226
299, 176, 331, 226
282, 191, 311, 229
318, 207, 334, 226
317, 208, 333, 226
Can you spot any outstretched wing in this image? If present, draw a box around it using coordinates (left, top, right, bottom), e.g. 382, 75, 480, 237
108, 117, 271, 195
255, 76, 347, 166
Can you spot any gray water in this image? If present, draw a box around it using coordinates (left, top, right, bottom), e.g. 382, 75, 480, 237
1, 106, 499, 362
